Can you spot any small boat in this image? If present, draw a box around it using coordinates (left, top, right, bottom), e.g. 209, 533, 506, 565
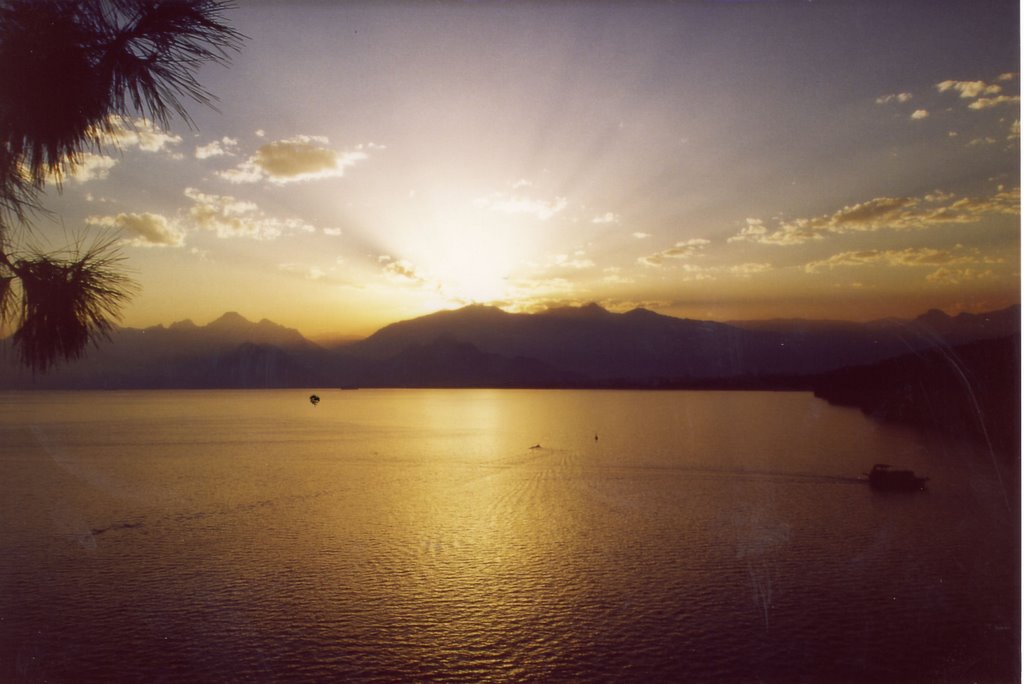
865, 463, 928, 491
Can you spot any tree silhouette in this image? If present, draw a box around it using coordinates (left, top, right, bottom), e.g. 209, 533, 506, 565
0, 0, 243, 372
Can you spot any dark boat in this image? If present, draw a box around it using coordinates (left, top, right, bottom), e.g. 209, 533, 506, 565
865, 463, 928, 491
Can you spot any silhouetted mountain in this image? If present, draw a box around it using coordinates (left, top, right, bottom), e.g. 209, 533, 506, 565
0, 313, 325, 389
909, 305, 1020, 344
347, 303, 1020, 382
0, 304, 1018, 392
810, 335, 1020, 455
347, 304, 754, 380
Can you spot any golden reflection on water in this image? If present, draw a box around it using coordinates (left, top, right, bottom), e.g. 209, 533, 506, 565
0, 389, 1017, 682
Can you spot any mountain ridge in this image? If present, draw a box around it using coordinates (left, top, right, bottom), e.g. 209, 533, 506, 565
0, 303, 1018, 391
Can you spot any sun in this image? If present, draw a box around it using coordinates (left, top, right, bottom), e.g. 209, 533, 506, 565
389, 194, 538, 307
435, 250, 511, 304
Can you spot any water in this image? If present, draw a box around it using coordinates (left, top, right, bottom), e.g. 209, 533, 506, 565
0, 389, 1017, 682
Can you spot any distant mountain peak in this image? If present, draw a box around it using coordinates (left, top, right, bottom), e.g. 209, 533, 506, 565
209, 311, 251, 328
542, 302, 610, 318
916, 308, 951, 325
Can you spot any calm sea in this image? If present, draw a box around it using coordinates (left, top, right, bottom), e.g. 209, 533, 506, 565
0, 389, 1017, 683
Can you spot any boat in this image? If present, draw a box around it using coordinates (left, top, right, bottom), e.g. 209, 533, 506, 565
865, 463, 928, 491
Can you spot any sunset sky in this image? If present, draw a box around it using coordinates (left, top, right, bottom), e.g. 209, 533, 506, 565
24, 1, 1021, 339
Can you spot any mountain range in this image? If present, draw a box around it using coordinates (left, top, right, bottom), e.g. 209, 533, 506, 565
0, 303, 1017, 392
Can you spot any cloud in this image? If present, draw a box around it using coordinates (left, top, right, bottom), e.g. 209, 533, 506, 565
474, 192, 568, 220
378, 255, 430, 286
804, 245, 1004, 274
876, 92, 913, 104
602, 266, 634, 285
51, 119, 179, 182
592, 212, 620, 224
87, 212, 184, 247
935, 79, 1019, 110
729, 262, 773, 277
184, 187, 316, 240
195, 137, 239, 159
638, 238, 710, 267
220, 135, 369, 184
553, 251, 595, 269
278, 262, 327, 280
1009, 120, 1020, 141
968, 95, 1021, 110
910, 109, 929, 120
632, 232, 651, 239
67, 153, 118, 182
925, 267, 996, 284
323, 227, 343, 236
730, 187, 1020, 245
95, 116, 183, 153
936, 79, 1003, 98
504, 277, 578, 306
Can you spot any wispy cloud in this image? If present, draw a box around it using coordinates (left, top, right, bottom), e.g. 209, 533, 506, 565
937, 79, 1004, 98
278, 262, 327, 280
474, 192, 568, 220
87, 212, 185, 248
57, 118, 181, 181
602, 266, 634, 285
876, 92, 913, 104
968, 95, 1021, 110
185, 187, 316, 240
195, 137, 239, 159
67, 153, 118, 183
638, 238, 710, 267
220, 135, 369, 185
925, 267, 997, 284
728, 262, 773, 277
936, 79, 1020, 110
378, 255, 430, 286
553, 251, 596, 270
94, 116, 183, 154
592, 211, 620, 224
504, 277, 579, 308
910, 109, 929, 120
729, 187, 1020, 245
804, 245, 1005, 276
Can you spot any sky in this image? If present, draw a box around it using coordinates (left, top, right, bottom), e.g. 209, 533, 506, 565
22, 0, 1021, 339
